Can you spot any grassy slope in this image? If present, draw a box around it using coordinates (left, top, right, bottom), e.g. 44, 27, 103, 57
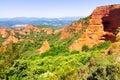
1, 39, 120, 80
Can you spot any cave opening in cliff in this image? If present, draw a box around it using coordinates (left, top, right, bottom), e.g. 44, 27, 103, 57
101, 9, 120, 42
102, 21, 111, 31
103, 9, 120, 33
102, 17, 116, 42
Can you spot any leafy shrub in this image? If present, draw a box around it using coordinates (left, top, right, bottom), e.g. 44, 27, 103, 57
40, 45, 69, 57
82, 45, 90, 52
90, 41, 111, 51
70, 50, 79, 54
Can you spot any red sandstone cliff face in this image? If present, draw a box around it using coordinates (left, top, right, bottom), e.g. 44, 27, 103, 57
91, 4, 120, 42
69, 25, 104, 51
70, 4, 120, 51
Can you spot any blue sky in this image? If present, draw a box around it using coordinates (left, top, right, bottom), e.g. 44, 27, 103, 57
0, 0, 120, 18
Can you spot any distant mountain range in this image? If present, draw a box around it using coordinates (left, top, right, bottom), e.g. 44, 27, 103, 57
0, 17, 82, 27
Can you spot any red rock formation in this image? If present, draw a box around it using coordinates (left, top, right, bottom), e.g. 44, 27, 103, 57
2, 36, 18, 45
69, 25, 104, 51
60, 31, 72, 39
29, 40, 35, 43
23, 24, 36, 35
91, 4, 120, 42
53, 22, 84, 39
0, 24, 54, 46
18, 24, 53, 35
18, 24, 41, 35
53, 29, 63, 34
69, 22, 83, 32
0, 46, 6, 52
10, 30, 16, 36
70, 4, 120, 51
37, 40, 50, 53
0, 28, 9, 38
42, 28, 53, 34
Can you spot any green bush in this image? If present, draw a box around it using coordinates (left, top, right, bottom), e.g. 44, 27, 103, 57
90, 41, 111, 51
82, 45, 89, 52
40, 45, 69, 57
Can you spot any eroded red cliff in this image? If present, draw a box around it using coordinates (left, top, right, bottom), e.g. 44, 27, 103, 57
91, 4, 120, 42
70, 4, 120, 51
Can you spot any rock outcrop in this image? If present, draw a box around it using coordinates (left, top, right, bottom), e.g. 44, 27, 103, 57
91, 4, 120, 42
70, 4, 120, 51
37, 40, 50, 53
18, 24, 53, 35
0, 28, 9, 38
103, 32, 120, 62
60, 31, 72, 39
2, 36, 18, 45
0, 46, 6, 52
53, 28, 72, 40
53, 23, 84, 40
18, 24, 41, 35
42, 28, 53, 35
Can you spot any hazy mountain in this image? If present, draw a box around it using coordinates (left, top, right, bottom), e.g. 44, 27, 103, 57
0, 17, 82, 27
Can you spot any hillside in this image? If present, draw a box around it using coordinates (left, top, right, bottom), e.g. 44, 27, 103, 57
0, 4, 120, 80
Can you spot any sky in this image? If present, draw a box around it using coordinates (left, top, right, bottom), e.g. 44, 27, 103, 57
0, 0, 120, 18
